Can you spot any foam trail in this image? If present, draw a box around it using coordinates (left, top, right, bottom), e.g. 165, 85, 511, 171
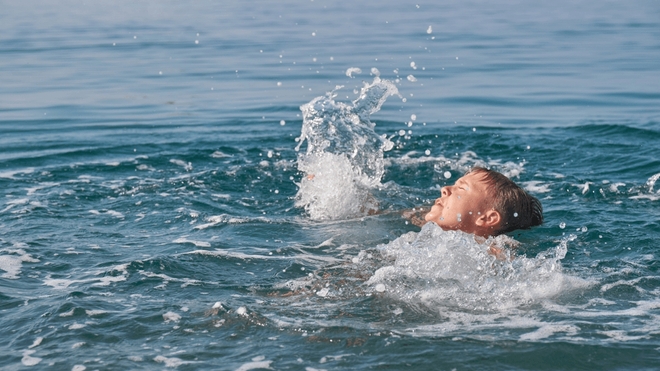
295, 78, 399, 220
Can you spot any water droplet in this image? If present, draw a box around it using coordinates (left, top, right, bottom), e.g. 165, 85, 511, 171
581, 226, 588, 233
410, 61, 417, 70
280, 120, 286, 126
411, 114, 417, 121
559, 222, 566, 229
407, 121, 413, 127
513, 212, 518, 217
425, 149, 431, 156
456, 213, 462, 222
444, 171, 451, 179
195, 40, 199, 44
426, 25, 433, 34
398, 130, 406, 136
345, 67, 362, 77
277, 82, 282, 86
407, 75, 417, 82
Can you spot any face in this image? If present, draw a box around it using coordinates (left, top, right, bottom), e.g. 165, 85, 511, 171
424, 171, 495, 235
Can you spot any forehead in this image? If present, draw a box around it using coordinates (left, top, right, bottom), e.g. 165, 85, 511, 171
456, 171, 490, 190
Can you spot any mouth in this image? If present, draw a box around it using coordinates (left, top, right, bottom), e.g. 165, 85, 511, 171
430, 203, 443, 213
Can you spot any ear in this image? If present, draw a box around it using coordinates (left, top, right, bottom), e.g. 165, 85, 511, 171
475, 209, 501, 229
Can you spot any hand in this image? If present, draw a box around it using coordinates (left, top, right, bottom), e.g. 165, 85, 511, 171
402, 207, 429, 227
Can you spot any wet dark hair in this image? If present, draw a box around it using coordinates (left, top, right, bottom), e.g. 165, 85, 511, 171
468, 166, 543, 235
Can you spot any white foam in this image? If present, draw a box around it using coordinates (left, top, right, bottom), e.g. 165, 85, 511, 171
366, 224, 580, 313
21, 350, 42, 366
85, 310, 107, 316
522, 180, 551, 194
235, 359, 272, 371
235, 306, 248, 316
173, 237, 211, 248
136, 164, 155, 171
629, 194, 660, 201
579, 182, 592, 194
609, 182, 626, 192
28, 337, 43, 349
45, 264, 129, 290
211, 150, 232, 158
186, 248, 341, 266
68, 323, 86, 330
154, 355, 185, 367
170, 159, 193, 171
26, 182, 59, 196
59, 308, 75, 317
93, 263, 129, 287
0, 198, 30, 213
646, 172, 660, 193
139, 271, 201, 288
599, 330, 649, 342
0, 168, 34, 179
0, 246, 40, 279
193, 214, 268, 229
519, 324, 579, 341
106, 210, 124, 219
72, 365, 86, 371
163, 311, 181, 323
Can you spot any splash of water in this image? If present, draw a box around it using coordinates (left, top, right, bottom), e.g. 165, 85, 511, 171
365, 223, 579, 313
295, 78, 399, 220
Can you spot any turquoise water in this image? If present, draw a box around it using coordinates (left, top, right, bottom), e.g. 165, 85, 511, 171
2, 1, 660, 370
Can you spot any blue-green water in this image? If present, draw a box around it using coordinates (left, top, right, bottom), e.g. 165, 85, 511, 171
2, 1, 660, 370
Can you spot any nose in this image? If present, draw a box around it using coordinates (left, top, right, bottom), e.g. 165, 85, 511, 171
441, 185, 451, 197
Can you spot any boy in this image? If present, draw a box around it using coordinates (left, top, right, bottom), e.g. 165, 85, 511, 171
406, 167, 543, 238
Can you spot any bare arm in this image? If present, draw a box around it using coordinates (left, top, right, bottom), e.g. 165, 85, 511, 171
402, 207, 430, 227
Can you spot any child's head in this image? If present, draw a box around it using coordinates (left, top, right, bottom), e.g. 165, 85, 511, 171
424, 166, 543, 237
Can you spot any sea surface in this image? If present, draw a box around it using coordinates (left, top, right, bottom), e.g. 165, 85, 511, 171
2, 1, 660, 370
